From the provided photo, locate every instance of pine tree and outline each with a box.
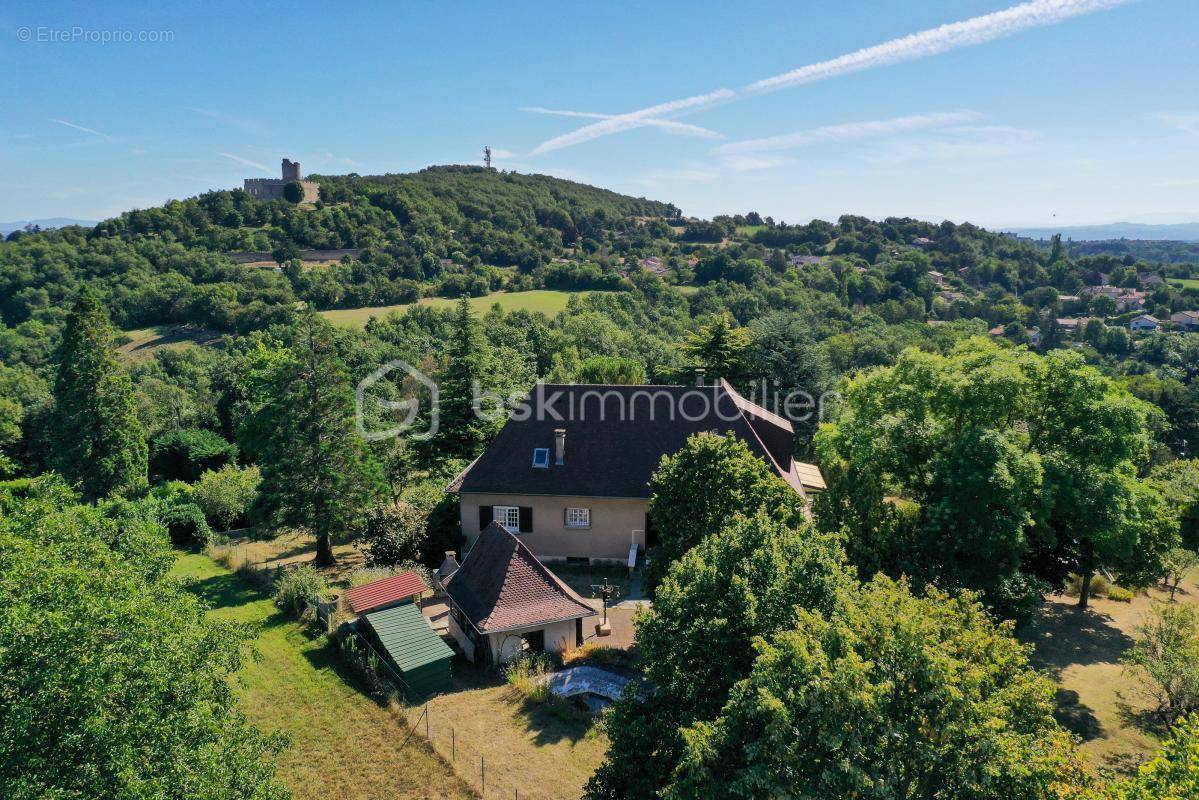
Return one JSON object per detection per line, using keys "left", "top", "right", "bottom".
{"left": 50, "top": 289, "right": 147, "bottom": 500}
{"left": 429, "top": 297, "right": 495, "bottom": 460}
{"left": 247, "top": 315, "right": 384, "bottom": 565}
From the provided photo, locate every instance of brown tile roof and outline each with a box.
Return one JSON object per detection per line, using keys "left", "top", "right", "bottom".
{"left": 448, "top": 380, "right": 805, "bottom": 498}
{"left": 444, "top": 522, "right": 596, "bottom": 633}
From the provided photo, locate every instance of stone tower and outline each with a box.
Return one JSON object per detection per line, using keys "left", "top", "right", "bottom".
{"left": 282, "top": 158, "right": 302, "bottom": 181}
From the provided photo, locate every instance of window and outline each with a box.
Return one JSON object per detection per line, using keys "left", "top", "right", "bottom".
{"left": 494, "top": 505, "right": 521, "bottom": 533}
{"left": 532, "top": 448, "right": 550, "bottom": 468}
{"left": 565, "top": 507, "right": 591, "bottom": 529}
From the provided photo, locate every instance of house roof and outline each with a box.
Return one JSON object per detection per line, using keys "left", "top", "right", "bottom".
{"left": 794, "top": 461, "right": 826, "bottom": 492}
{"left": 362, "top": 602, "right": 454, "bottom": 673}
{"left": 444, "top": 522, "right": 596, "bottom": 634}
{"left": 448, "top": 380, "right": 806, "bottom": 498}
{"left": 344, "top": 571, "right": 427, "bottom": 615}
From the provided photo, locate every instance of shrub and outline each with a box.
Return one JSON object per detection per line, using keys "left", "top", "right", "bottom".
{"left": 273, "top": 565, "right": 328, "bottom": 619}
{"left": 562, "top": 643, "right": 637, "bottom": 670}
{"left": 347, "top": 563, "right": 432, "bottom": 589}
{"left": 1107, "top": 585, "right": 1135, "bottom": 602}
{"left": 362, "top": 501, "right": 426, "bottom": 567}
{"left": 150, "top": 428, "right": 237, "bottom": 482}
{"left": 1066, "top": 572, "right": 1109, "bottom": 597}
{"left": 505, "top": 651, "right": 558, "bottom": 700}
{"left": 282, "top": 180, "right": 304, "bottom": 204}
{"left": 193, "top": 464, "right": 260, "bottom": 531}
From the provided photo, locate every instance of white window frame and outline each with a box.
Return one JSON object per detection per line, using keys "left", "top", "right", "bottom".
{"left": 564, "top": 507, "right": 591, "bottom": 529}
{"left": 494, "top": 505, "right": 521, "bottom": 533}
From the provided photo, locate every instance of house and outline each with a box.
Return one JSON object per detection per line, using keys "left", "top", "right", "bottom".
{"left": 988, "top": 324, "right": 1006, "bottom": 337}
{"left": 1129, "top": 314, "right": 1161, "bottom": 332}
{"left": 1116, "top": 291, "right": 1148, "bottom": 312}
{"left": 1143, "top": 273, "right": 1165, "bottom": 286}
{"left": 911, "top": 237, "right": 934, "bottom": 248}
{"left": 928, "top": 270, "right": 946, "bottom": 286}
{"left": 444, "top": 521, "right": 597, "bottom": 664}
{"left": 359, "top": 603, "right": 454, "bottom": 700}
{"left": 937, "top": 290, "right": 966, "bottom": 302}
{"left": 1171, "top": 310, "right": 1199, "bottom": 331}
{"left": 639, "top": 256, "right": 669, "bottom": 276}
{"left": 344, "top": 571, "right": 427, "bottom": 616}
{"left": 1055, "top": 317, "right": 1096, "bottom": 335}
{"left": 447, "top": 380, "right": 821, "bottom": 563}
{"left": 790, "top": 254, "right": 826, "bottom": 267}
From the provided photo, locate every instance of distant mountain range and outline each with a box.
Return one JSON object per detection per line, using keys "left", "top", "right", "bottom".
{"left": 1005, "top": 222, "right": 1199, "bottom": 242}
{"left": 0, "top": 218, "right": 97, "bottom": 235}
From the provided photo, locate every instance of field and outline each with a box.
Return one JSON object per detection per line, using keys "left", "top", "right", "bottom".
{"left": 170, "top": 552, "right": 475, "bottom": 800}
{"left": 319, "top": 290, "right": 585, "bottom": 328}
{"left": 116, "top": 325, "right": 223, "bottom": 361}
{"left": 1168, "top": 278, "right": 1199, "bottom": 289}
{"left": 1021, "top": 571, "right": 1199, "bottom": 775}
{"left": 734, "top": 224, "right": 767, "bottom": 238}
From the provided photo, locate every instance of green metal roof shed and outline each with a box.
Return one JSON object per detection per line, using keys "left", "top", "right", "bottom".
{"left": 361, "top": 603, "right": 454, "bottom": 702}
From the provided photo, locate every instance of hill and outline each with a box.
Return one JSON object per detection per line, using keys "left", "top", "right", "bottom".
{"left": 0, "top": 217, "right": 98, "bottom": 234}
{"left": 1006, "top": 221, "right": 1199, "bottom": 242}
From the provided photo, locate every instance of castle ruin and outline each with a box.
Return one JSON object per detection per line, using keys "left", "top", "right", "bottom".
{"left": 243, "top": 158, "right": 320, "bottom": 203}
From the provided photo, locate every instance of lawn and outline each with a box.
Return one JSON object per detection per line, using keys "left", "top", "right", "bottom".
{"left": 1168, "top": 278, "right": 1199, "bottom": 289}
{"left": 171, "top": 552, "right": 476, "bottom": 800}
{"left": 1021, "top": 571, "right": 1199, "bottom": 775}
{"left": 408, "top": 669, "right": 609, "bottom": 800}
{"left": 734, "top": 224, "right": 767, "bottom": 239}
{"left": 319, "top": 290, "right": 586, "bottom": 328}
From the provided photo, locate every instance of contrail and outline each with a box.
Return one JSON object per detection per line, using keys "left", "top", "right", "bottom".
{"left": 522, "top": 107, "right": 724, "bottom": 140}
{"left": 748, "top": 0, "right": 1134, "bottom": 93}
{"left": 48, "top": 118, "right": 110, "bottom": 139}
{"left": 526, "top": 0, "right": 1132, "bottom": 155}
{"left": 528, "top": 89, "right": 735, "bottom": 156}
{"left": 219, "top": 152, "right": 270, "bottom": 171}
{"left": 714, "top": 111, "right": 983, "bottom": 155}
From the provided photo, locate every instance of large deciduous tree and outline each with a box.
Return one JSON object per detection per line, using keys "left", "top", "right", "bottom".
{"left": 246, "top": 315, "right": 384, "bottom": 564}
{"left": 642, "top": 432, "right": 805, "bottom": 596}
{"left": 665, "top": 575, "right": 1092, "bottom": 800}
{"left": 50, "top": 289, "right": 148, "bottom": 500}
{"left": 586, "top": 513, "right": 849, "bottom": 800}
{"left": 0, "top": 478, "right": 289, "bottom": 799}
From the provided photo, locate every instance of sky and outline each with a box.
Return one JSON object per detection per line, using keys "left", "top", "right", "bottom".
{"left": 2, "top": 0, "right": 1197, "bottom": 228}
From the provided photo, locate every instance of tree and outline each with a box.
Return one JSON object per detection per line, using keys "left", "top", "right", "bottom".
{"left": 643, "top": 433, "right": 805, "bottom": 596}
{"left": 426, "top": 297, "right": 496, "bottom": 461}
{"left": 680, "top": 313, "right": 753, "bottom": 385}
{"left": 665, "top": 575, "right": 1091, "bottom": 800}
{"left": 0, "top": 478, "right": 289, "bottom": 799}
{"left": 362, "top": 500, "right": 426, "bottom": 566}
{"left": 1115, "top": 714, "right": 1199, "bottom": 799}
{"left": 1163, "top": 548, "right": 1199, "bottom": 602}
{"left": 193, "top": 463, "right": 261, "bottom": 532}
{"left": 587, "top": 513, "right": 849, "bottom": 800}
{"left": 50, "top": 289, "right": 147, "bottom": 500}
{"left": 282, "top": 180, "right": 304, "bottom": 204}
{"left": 1122, "top": 602, "right": 1199, "bottom": 725}
{"left": 246, "top": 316, "right": 384, "bottom": 564}
{"left": 149, "top": 427, "right": 238, "bottom": 482}
{"left": 575, "top": 355, "right": 647, "bottom": 385}
{"left": 1151, "top": 460, "right": 1199, "bottom": 549}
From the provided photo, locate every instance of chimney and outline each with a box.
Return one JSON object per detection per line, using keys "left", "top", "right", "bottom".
{"left": 695, "top": 368, "right": 706, "bottom": 387}
{"left": 554, "top": 428, "right": 566, "bottom": 465}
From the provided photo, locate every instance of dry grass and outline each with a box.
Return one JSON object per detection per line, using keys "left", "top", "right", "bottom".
{"left": 116, "top": 325, "right": 223, "bottom": 361}
{"left": 206, "top": 530, "right": 367, "bottom": 585}
{"left": 1021, "top": 570, "right": 1199, "bottom": 775}
{"left": 410, "top": 668, "right": 609, "bottom": 800}
{"left": 171, "top": 552, "right": 476, "bottom": 800}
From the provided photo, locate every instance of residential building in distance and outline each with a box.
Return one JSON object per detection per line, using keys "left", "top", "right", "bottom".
{"left": 1171, "top": 310, "right": 1199, "bottom": 331}
{"left": 447, "top": 379, "right": 822, "bottom": 564}
{"left": 1129, "top": 314, "right": 1160, "bottom": 332}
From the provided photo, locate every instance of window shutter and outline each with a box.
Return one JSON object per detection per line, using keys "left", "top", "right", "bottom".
{"left": 479, "top": 505, "right": 493, "bottom": 531}
{"left": 518, "top": 506, "right": 533, "bottom": 533}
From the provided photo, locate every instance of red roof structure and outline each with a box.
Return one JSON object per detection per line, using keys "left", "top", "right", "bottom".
{"left": 444, "top": 522, "right": 596, "bottom": 634}
{"left": 344, "top": 571, "right": 427, "bottom": 615}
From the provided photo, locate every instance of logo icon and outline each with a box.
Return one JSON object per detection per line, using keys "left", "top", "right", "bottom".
{"left": 355, "top": 360, "right": 438, "bottom": 441}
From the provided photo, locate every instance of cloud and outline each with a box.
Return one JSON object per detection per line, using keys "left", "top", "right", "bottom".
{"left": 714, "top": 111, "right": 983, "bottom": 158}
{"left": 522, "top": 107, "right": 724, "bottom": 140}
{"left": 748, "top": 0, "right": 1134, "bottom": 93}
{"left": 185, "top": 107, "right": 268, "bottom": 136}
{"left": 218, "top": 152, "right": 270, "bottom": 171}
{"left": 1162, "top": 113, "right": 1199, "bottom": 134}
{"left": 48, "top": 118, "right": 111, "bottom": 140}
{"left": 528, "top": 89, "right": 735, "bottom": 156}
{"left": 525, "top": 0, "right": 1129, "bottom": 155}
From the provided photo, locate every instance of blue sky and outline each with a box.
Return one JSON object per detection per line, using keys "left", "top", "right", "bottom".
{"left": 2, "top": 0, "right": 1196, "bottom": 227}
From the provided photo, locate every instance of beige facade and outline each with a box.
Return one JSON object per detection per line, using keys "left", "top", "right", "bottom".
{"left": 460, "top": 492, "right": 650, "bottom": 564}
{"left": 448, "top": 610, "right": 581, "bottom": 664}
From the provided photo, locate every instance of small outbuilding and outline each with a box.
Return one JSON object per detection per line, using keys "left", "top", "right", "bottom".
{"left": 444, "top": 521, "right": 597, "bottom": 665}
{"left": 360, "top": 603, "right": 454, "bottom": 701}
{"left": 344, "top": 570, "right": 427, "bottom": 616}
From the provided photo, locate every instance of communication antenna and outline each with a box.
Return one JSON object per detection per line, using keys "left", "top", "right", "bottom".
{"left": 483, "top": 146, "right": 492, "bottom": 170}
